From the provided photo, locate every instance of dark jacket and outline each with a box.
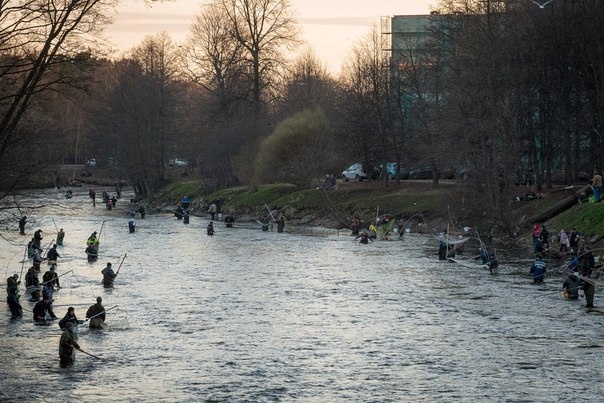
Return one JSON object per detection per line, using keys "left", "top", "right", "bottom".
{"left": 33, "top": 300, "right": 57, "bottom": 320}
{"left": 59, "top": 313, "right": 84, "bottom": 330}
{"left": 530, "top": 259, "right": 546, "bottom": 282}
{"left": 563, "top": 274, "right": 581, "bottom": 299}
{"left": 25, "top": 267, "right": 40, "bottom": 287}
{"left": 59, "top": 329, "right": 80, "bottom": 367}
{"left": 7, "top": 287, "right": 22, "bottom": 317}
{"left": 101, "top": 266, "right": 117, "bottom": 286}
{"left": 86, "top": 302, "right": 105, "bottom": 329}
{"left": 47, "top": 248, "right": 60, "bottom": 261}
{"left": 42, "top": 270, "right": 60, "bottom": 288}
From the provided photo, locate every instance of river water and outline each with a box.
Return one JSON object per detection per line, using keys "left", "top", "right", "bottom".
{"left": 0, "top": 187, "right": 602, "bottom": 402}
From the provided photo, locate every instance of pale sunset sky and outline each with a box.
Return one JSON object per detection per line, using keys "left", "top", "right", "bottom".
{"left": 106, "top": 0, "right": 437, "bottom": 72}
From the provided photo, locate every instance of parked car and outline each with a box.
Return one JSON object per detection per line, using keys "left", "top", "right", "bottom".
{"left": 409, "top": 165, "right": 434, "bottom": 180}
{"left": 341, "top": 163, "right": 367, "bottom": 182}
{"left": 454, "top": 165, "right": 470, "bottom": 180}
{"left": 168, "top": 158, "right": 189, "bottom": 167}
{"left": 87, "top": 158, "right": 96, "bottom": 167}
{"left": 385, "top": 162, "right": 410, "bottom": 180}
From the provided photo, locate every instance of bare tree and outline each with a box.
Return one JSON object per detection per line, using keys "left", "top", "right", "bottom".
{"left": 0, "top": 0, "right": 115, "bottom": 171}
{"left": 86, "top": 33, "right": 184, "bottom": 198}
{"left": 182, "top": 2, "right": 249, "bottom": 120}
{"left": 220, "top": 0, "right": 300, "bottom": 112}
{"left": 279, "top": 49, "right": 338, "bottom": 117}
{"left": 339, "top": 25, "right": 392, "bottom": 180}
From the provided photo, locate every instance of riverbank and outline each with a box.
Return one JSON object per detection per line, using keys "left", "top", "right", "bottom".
{"left": 153, "top": 179, "right": 604, "bottom": 259}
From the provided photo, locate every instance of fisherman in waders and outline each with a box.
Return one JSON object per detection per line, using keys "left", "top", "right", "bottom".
{"left": 276, "top": 217, "right": 285, "bottom": 233}
{"left": 46, "top": 244, "right": 60, "bottom": 265}
{"left": 475, "top": 247, "right": 498, "bottom": 273}
{"left": 85, "top": 244, "right": 98, "bottom": 261}
{"left": 59, "top": 307, "right": 84, "bottom": 341}
{"left": 562, "top": 271, "right": 581, "bottom": 300}
{"left": 260, "top": 217, "right": 270, "bottom": 232}
{"left": 89, "top": 189, "right": 96, "bottom": 206}
{"left": 56, "top": 228, "right": 65, "bottom": 245}
{"left": 43, "top": 265, "right": 61, "bottom": 289}
{"left": 438, "top": 230, "right": 449, "bottom": 260}
{"left": 18, "top": 216, "right": 27, "bottom": 235}
{"left": 6, "top": 274, "right": 20, "bottom": 293}
{"left": 59, "top": 322, "right": 80, "bottom": 367}
{"left": 224, "top": 214, "right": 235, "bottom": 228}
{"left": 86, "top": 297, "right": 106, "bottom": 329}
{"left": 33, "top": 298, "right": 58, "bottom": 321}
{"left": 101, "top": 263, "right": 117, "bottom": 288}
{"left": 530, "top": 254, "right": 546, "bottom": 284}
{"left": 355, "top": 232, "right": 373, "bottom": 244}
{"left": 25, "top": 266, "right": 41, "bottom": 301}
{"left": 7, "top": 286, "right": 22, "bottom": 319}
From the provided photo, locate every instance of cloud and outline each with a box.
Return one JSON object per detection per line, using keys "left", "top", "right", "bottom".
{"left": 298, "top": 17, "right": 376, "bottom": 27}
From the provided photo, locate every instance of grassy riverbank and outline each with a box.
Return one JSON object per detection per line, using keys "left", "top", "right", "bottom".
{"left": 155, "top": 179, "right": 604, "bottom": 245}
{"left": 157, "top": 180, "right": 458, "bottom": 227}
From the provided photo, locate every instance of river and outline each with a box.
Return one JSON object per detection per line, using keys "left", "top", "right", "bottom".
{"left": 0, "top": 187, "right": 602, "bottom": 402}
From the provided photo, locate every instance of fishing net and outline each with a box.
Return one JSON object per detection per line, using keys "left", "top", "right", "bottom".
{"left": 102, "top": 307, "right": 140, "bottom": 331}
{"left": 435, "top": 234, "right": 470, "bottom": 246}
{"left": 102, "top": 317, "right": 130, "bottom": 331}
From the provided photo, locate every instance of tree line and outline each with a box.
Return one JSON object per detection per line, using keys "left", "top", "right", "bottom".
{"left": 0, "top": 0, "right": 602, "bottom": 232}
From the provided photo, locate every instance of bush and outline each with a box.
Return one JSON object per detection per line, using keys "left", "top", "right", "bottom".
{"left": 254, "top": 108, "right": 335, "bottom": 186}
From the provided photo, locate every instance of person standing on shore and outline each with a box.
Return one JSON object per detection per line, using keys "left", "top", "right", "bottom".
{"left": 592, "top": 170, "right": 602, "bottom": 202}
{"left": 559, "top": 229, "right": 570, "bottom": 253}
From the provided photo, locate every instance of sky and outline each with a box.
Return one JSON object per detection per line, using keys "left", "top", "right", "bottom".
{"left": 106, "top": 0, "right": 437, "bottom": 72}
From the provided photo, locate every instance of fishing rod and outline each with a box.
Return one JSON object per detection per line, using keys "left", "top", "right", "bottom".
{"left": 52, "top": 303, "right": 92, "bottom": 307}
{"left": 77, "top": 348, "right": 102, "bottom": 360}
{"left": 42, "top": 239, "right": 55, "bottom": 259}
{"left": 115, "top": 253, "right": 127, "bottom": 276}
{"left": 0, "top": 232, "right": 24, "bottom": 247}
{"left": 97, "top": 220, "right": 107, "bottom": 248}
{"left": 41, "top": 270, "right": 73, "bottom": 286}
{"left": 19, "top": 247, "right": 27, "bottom": 282}
{"left": 264, "top": 204, "right": 277, "bottom": 222}
{"left": 86, "top": 305, "right": 119, "bottom": 321}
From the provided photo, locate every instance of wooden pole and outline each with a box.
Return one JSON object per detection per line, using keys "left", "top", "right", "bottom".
{"left": 41, "top": 270, "right": 73, "bottom": 286}
{"left": 115, "top": 253, "right": 127, "bottom": 275}
{"left": 85, "top": 305, "right": 118, "bottom": 321}
{"left": 78, "top": 348, "right": 102, "bottom": 360}
{"left": 19, "top": 246, "right": 27, "bottom": 282}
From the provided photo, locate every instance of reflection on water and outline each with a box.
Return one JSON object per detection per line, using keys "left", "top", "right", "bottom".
{"left": 0, "top": 188, "right": 602, "bottom": 401}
